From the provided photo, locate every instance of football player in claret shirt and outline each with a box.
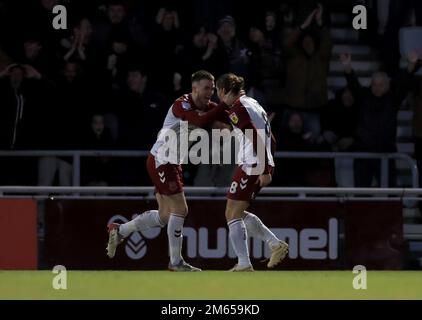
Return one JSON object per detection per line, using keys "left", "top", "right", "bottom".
{"left": 216, "top": 73, "right": 289, "bottom": 271}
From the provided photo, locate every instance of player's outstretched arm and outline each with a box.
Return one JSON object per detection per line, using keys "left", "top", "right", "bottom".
{"left": 176, "top": 102, "right": 227, "bottom": 128}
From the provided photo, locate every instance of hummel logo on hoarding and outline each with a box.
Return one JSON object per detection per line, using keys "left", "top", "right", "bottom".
{"left": 126, "top": 232, "right": 147, "bottom": 259}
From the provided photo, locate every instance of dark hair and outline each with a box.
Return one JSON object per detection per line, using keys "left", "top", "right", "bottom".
{"left": 191, "top": 70, "right": 214, "bottom": 83}
{"left": 216, "top": 73, "right": 244, "bottom": 94}
{"left": 218, "top": 15, "right": 236, "bottom": 29}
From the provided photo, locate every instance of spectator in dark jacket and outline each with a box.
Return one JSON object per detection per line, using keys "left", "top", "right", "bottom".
{"left": 150, "top": 7, "right": 185, "bottom": 94}
{"left": 20, "top": 37, "right": 58, "bottom": 81}
{"left": 0, "top": 63, "right": 46, "bottom": 149}
{"left": 37, "top": 61, "right": 89, "bottom": 186}
{"left": 91, "top": 1, "right": 144, "bottom": 52}
{"left": 320, "top": 86, "right": 359, "bottom": 187}
{"left": 0, "top": 63, "right": 48, "bottom": 185}
{"left": 114, "top": 68, "right": 167, "bottom": 150}
{"left": 215, "top": 16, "right": 249, "bottom": 78}
{"left": 410, "top": 75, "right": 422, "bottom": 218}
{"left": 340, "top": 50, "right": 421, "bottom": 187}
{"left": 321, "top": 87, "right": 358, "bottom": 152}
{"left": 81, "top": 113, "right": 115, "bottom": 186}
{"left": 112, "top": 68, "right": 167, "bottom": 186}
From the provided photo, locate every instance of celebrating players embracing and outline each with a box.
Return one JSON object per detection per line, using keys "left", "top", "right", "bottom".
{"left": 106, "top": 70, "right": 237, "bottom": 271}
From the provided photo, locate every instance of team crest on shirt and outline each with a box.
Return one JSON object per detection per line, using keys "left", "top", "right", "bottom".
{"left": 229, "top": 112, "right": 239, "bottom": 124}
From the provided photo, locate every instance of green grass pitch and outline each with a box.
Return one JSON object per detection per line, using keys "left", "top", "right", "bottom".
{"left": 1, "top": 271, "right": 422, "bottom": 300}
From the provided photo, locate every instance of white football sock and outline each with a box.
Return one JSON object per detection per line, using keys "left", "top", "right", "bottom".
{"left": 228, "top": 218, "right": 251, "bottom": 267}
{"left": 119, "top": 210, "right": 165, "bottom": 238}
{"left": 167, "top": 213, "right": 185, "bottom": 265}
{"left": 243, "top": 211, "right": 280, "bottom": 249}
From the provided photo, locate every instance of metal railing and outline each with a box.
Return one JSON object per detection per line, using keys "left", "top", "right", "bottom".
{"left": 1, "top": 186, "right": 422, "bottom": 202}
{"left": 274, "top": 151, "right": 419, "bottom": 189}
{"left": 0, "top": 150, "right": 418, "bottom": 188}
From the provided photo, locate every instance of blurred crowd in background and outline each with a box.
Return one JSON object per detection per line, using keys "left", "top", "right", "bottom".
{"left": 0, "top": 0, "right": 421, "bottom": 188}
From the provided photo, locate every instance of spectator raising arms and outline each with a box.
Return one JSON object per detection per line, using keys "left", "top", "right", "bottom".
{"left": 340, "top": 50, "right": 421, "bottom": 187}
{"left": 281, "top": 4, "right": 332, "bottom": 139}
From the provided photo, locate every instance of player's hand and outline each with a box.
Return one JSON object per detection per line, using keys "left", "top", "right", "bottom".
{"left": 257, "top": 174, "right": 272, "bottom": 187}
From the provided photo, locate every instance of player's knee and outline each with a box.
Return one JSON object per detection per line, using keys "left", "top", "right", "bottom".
{"left": 172, "top": 204, "right": 188, "bottom": 217}
{"left": 158, "top": 210, "right": 170, "bottom": 224}
{"left": 181, "top": 205, "right": 188, "bottom": 216}
{"left": 225, "top": 209, "right": 241, "bottom": 222}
